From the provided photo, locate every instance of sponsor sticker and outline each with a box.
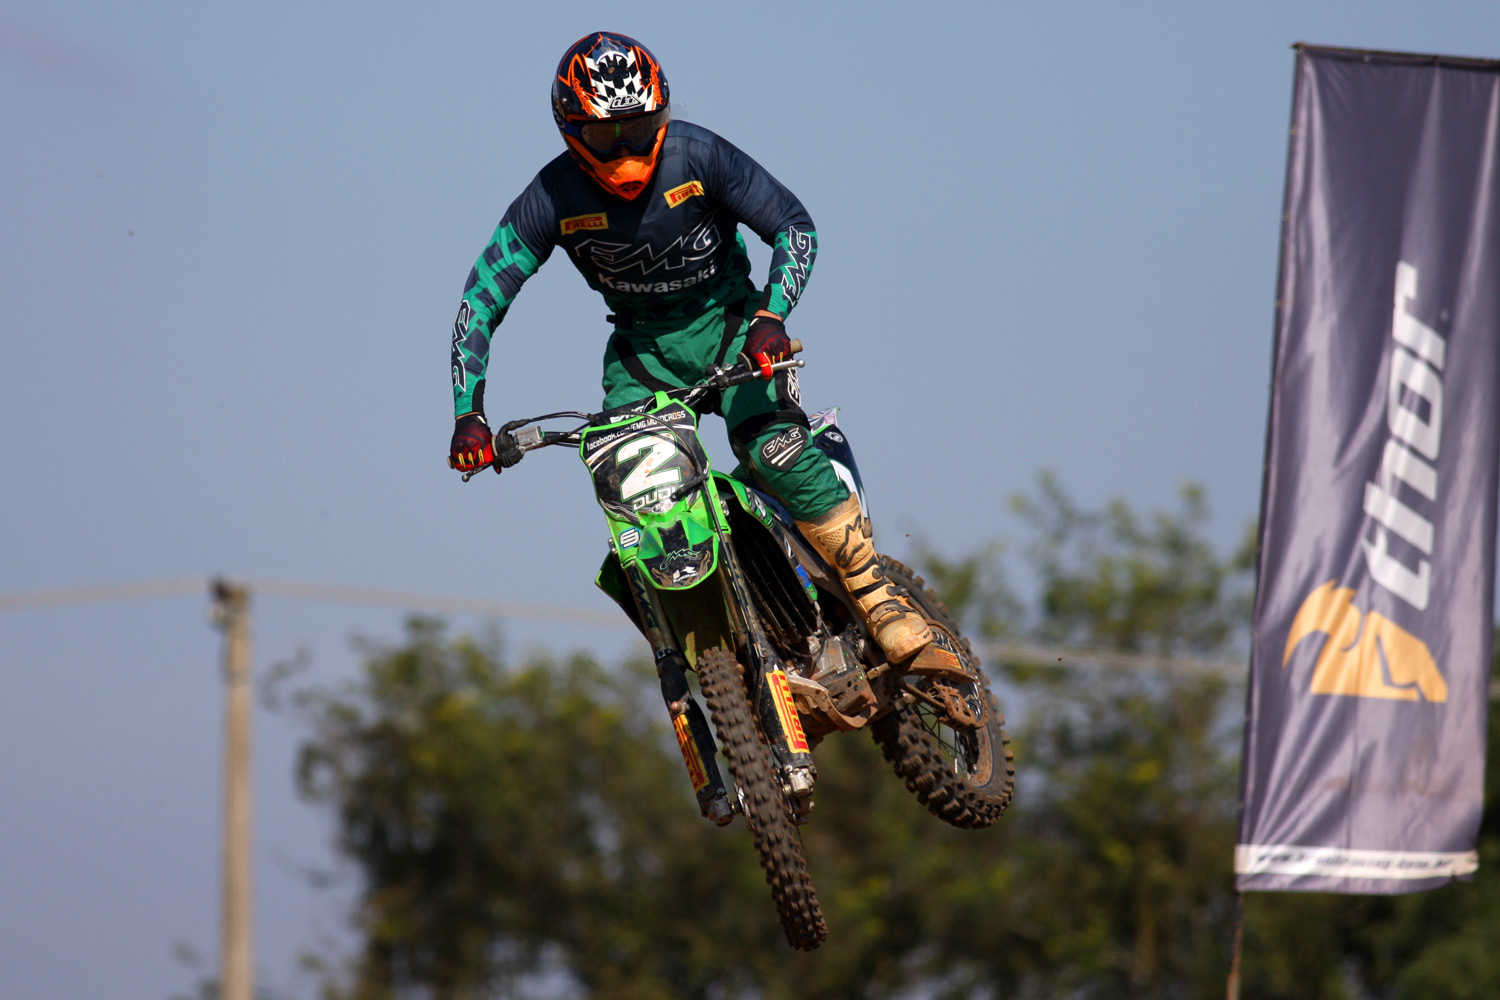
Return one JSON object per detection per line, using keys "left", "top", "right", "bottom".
{"left": 672, "top": 713, "right": 710, "bottom": 791}
{"left": 663, "top": 179, "right": 705, "bottom": 208}
{"left": 794, "top": 564, "right": 817, "bottom": 598}
{"left": 759, "top": 425, "right": 808, "bottom": 471}
{"left": 617, "top": 527, "right": 641, "bottom": 549}
{"left": 767, "top": 668, "right": 810, "bottom": 754}
{"left": 561, "top": 213, "right": 609, "bottom": 235}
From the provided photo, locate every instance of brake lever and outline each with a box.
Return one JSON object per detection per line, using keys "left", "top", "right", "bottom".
{"left": 455, "top": 460, "right": 496, "bottom": 482}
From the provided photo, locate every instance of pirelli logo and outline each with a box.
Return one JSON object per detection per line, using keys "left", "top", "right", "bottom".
{"left": 663, "top": 180, "right": 705, "bottom": 208}
{"left": 766, "top": 668, "right": 810, "bottom": 754}
{"left": 560, "top": 213, "right": 608, "bottom": 235}
{"left": 672, "top": 713, "right": 710, "bottom": 792}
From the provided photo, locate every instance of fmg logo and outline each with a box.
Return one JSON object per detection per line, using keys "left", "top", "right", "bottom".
{"left": 1283, "top": 580, "right": 1447, "bottom": 702}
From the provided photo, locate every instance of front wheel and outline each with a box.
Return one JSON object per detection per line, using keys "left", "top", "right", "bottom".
{"left": 870, "top": 558, "right": 1015, "bottom": 829}
{"left": 695, "top": 647, "right": 828, "bottom": 950}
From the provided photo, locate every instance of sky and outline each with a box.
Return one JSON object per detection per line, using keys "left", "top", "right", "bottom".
{"left": 3, "top": 2, "right": 1499, "bottom": 997}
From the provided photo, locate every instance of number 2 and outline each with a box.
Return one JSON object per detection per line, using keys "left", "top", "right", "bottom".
{"left": 618, "top": 436, "right": 682, "bottom": 500}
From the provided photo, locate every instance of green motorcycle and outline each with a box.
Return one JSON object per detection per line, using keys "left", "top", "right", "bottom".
{"left": 463, "top": 343, "right": 1013, "bottom": 950}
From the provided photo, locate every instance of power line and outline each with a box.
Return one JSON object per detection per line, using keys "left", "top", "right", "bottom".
{"left": 0, "top": 577, "right": 209, "bottom": 610}
{"left": 242, "top": 578, "right": 625, "bottom": 627}
{"left": 0, "top": 576, "right": 627, "bottom": 627}
{"left": 982, "top": 642, "right": 1500, "bottom": 701}
{"left": 2, "top": 578, "right": 1492, "bottom": 696}
{"left": 982, "top": 641, "right": 1245, "bottom": 679}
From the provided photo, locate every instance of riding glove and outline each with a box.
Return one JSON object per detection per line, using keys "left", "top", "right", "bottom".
{"left": 740, "top": 314, "right": 791, "bottom": 378}
{"left": 449, "top": 413, "right": 494, "bottom": 471}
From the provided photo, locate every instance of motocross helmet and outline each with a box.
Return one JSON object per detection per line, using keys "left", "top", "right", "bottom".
{"left": 552, "top": 32, "right": 670, "bottom": 201}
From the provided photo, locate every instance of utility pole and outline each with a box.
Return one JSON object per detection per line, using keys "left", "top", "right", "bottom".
{"left": 210, "top": 579, "right": 253, "bottom": 1000}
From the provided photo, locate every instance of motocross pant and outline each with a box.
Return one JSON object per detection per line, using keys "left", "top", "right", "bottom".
{"left": 600, "top": 294, "right": 849, "bottom": 521}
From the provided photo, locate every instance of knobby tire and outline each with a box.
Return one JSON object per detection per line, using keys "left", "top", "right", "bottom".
{"left": 695, "top": 647, "right": 828, "bottom": 950}
{"left": 870, "top": 557, "right": 1016, "bottom": 829}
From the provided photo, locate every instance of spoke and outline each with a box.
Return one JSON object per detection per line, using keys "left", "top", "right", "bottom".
{"left": 917, "top": 708, "right": 964, "bottom": 767}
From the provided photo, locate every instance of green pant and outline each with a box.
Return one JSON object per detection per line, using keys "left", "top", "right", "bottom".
{"left": 600, "top": 299, "right": 849, "bottom": 521}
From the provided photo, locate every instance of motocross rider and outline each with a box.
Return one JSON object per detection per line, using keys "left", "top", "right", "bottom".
{"left": 448, "top": 31, "right": 931, "bottom": 664}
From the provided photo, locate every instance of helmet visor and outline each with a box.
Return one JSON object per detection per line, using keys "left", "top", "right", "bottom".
{"left": 578, "top": 110, "right": 667, "bottom": 159}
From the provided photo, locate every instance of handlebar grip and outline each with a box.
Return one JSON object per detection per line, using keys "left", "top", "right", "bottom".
{"left": 789, "top": 338, "right": 803, "bottom": 355}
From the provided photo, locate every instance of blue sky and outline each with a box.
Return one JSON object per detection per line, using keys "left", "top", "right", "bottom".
{"left": 3, "top": 2, "right": 1498, "bottom": 997}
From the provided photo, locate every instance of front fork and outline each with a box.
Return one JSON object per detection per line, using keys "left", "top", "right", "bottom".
{"left": 622, "top": 563, "right": 735, "bottom": 826}
{"left": 713, "top": 535, "right": 819, "bottom": 821}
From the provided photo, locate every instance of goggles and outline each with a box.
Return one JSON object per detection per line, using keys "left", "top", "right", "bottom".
{"left": 575, "top": 109, "right": 667, "bottom": 159}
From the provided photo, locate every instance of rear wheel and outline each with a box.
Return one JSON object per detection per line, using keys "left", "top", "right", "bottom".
{"left": 695, "top": 647, "right": 828, "bottom": 950}
{"left": 870, "top": 558, "right": 1015, "bottom": 829}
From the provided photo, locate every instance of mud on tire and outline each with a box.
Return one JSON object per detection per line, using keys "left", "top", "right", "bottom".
{"left": 870, "top": 558, "right": 1015, "bottom": 830}
{"left": 695, "top": 647, "right": 828, "bottom": 950}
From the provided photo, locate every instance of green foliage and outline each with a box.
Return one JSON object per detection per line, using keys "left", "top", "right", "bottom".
{"left": 294, "top": 622, "right": 796, "bottom": 999}
{"left": 287, "top": 479, "right": 1497, "bottom": 1000}
{"left": 1011, "top": 471, "right": 1251, "bottom": 656}
{"left": 905, "top": 538, "right": 1023, "bottom": 642}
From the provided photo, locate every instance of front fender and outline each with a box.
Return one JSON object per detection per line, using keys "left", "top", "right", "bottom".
{"left": 606, "top": 484, "right": 723, "bottom": 591}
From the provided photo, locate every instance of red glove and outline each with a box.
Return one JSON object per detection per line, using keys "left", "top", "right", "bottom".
{"left": 740, "top": 314, "right": 791, "bottom": 379}
{"left": 449, "top": 414, "right": 494, "bottom": 471}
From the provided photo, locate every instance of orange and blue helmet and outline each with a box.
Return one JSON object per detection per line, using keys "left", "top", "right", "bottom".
{"left": 551, "top": 32, "right": 669, "bottom": 201}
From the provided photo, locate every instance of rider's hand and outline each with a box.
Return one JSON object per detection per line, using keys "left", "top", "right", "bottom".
{"left": 493, "top": 430, "right": 523, "bottom": 470}
{"left": 739, "top": 312, "right": 791, "bottom": 379}
{"left": 449, "top": 413, "right": 494, "bottom": 471}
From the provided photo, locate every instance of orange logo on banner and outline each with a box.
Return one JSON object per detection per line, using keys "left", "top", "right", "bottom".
{"left": 1283, "top": 580, "right": 1448, "bottom": 702}
{"left": 663, "top": 180, "right": 705, "bottom": 208}
{"left": 672, "top": 713, "right": 710, "bottom": 792}
{"left": 560, "top": 213, "right": 608, "bottom": 235}
{"left": 766, "top": 668, "right": 810, "bottom": 753}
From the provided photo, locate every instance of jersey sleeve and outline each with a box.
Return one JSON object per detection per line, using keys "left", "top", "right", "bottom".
{"left": 450, "top": 178, "right": 556, "bottom": 416}
{"left": 706, "top": 133, "right": 818, "bottom": 318}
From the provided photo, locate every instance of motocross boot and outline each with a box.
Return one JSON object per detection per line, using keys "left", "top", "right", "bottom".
{"left": 796, "top": 494, "right": 932, "bottom": 663}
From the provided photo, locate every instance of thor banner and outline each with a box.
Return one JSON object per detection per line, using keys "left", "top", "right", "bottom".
{"left": 1237, "top": 44, "right": 1500, "bottom": 893}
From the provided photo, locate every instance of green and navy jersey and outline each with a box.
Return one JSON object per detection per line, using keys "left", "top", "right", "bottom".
{"left": 451, "top": 119, "right": 818, "bottom": 416}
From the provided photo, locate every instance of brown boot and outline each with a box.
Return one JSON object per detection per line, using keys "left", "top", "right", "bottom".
{"left": 797, "top": 495, "right": 932, "bottom": 663}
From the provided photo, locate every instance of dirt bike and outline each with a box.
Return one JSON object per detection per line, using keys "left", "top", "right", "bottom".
{"left": 457, "top": 342, "right": 1014, "bottom": 950}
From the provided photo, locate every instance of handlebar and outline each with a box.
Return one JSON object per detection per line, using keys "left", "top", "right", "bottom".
{"left": 450, "top": 342, "right": 805, "bottom": 482}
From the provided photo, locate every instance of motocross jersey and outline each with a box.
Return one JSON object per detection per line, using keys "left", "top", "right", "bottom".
{"left": 450, "top": 119, "right": 818, "bottom": 416}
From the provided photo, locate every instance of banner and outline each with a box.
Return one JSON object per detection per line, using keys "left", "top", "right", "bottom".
{"left": 1237, "top": 45, "right": 1500, "bottom": 893}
